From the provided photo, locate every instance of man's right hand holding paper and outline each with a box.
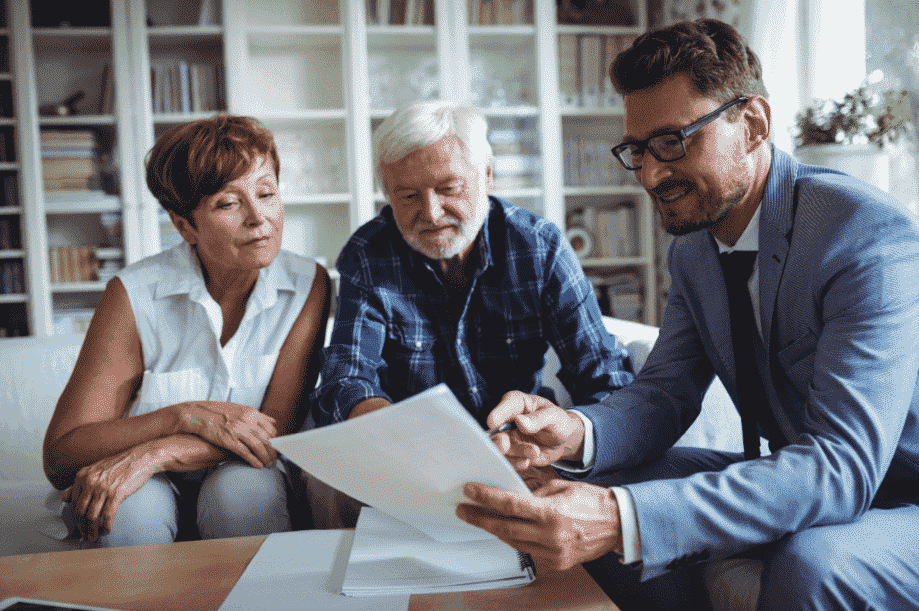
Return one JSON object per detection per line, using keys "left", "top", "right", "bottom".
{"left": 486, "top": 390, "right": 587, "bottom": 471}
{"left": 457, "top": 391, "right": 624, "bottom": 570}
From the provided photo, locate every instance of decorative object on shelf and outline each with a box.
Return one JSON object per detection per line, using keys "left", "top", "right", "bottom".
{"left": 557, "top": 0, "right": 635, "bottom": 26}
{"left": 39, "top": 91, "right": 85, "bottom": 117}
{"left": 566, "top": 226, "right": 593, "bottom": 258}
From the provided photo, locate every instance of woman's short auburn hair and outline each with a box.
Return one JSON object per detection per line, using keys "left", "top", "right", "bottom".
{"left": 146, "top": 115, "right": 280, "bottom": 222}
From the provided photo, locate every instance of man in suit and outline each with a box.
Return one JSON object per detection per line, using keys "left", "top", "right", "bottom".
{"left": 457, "top": 19, "right": 919, "bottom": 611}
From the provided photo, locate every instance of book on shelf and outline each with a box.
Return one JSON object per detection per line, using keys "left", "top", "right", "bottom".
{"left": 602, "top": 35, "right": 620, "bottom": 108}
{"left": 579, "top": 34, "right": 603, "bottom": 108}
{"left": 341, "top": 506, "right": 535, "bottom": 596}
{"left": 98, "top": 64, "right": 115, "bottom": 114}
{"left": 607, "top": 271, "right": 643, "bottom": 321}
{"left": 592, "top": 205, "right": 637, "bottom": 258}
{"left": 0, "top": 260, "right": 24, "bottom": 295}
{"left": 2, "top": 175, "right": 17, "bottom": 207}
{"left": 152, "top": 62, "right": 221, "bottom": 114}
{"left": 0, "top": 218, "right": 9, "bottom": 250}
{"left": 48, "top": 246, "right": 98, "bottom": 284}
{"left": 469, "top": 0, "right": 526, "bottom": 25}
{"left": 558, "top": 34, "right": 579, "bottom": 107}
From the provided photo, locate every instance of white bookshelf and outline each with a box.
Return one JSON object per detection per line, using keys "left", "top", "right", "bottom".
{"left": 8, "top": 0, "right": 656, "bottom": 336}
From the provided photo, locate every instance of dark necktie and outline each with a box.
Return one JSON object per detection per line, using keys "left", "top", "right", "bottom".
{"left": 720, "top": 251, "right": 768, "bottom": 460}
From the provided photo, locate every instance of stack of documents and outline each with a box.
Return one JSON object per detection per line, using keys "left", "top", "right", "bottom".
{"left": 341, "top": 507, "right": 535, "bottom": 596}
{"left": 270, "top": 383, "right": 538, "bottom": 595}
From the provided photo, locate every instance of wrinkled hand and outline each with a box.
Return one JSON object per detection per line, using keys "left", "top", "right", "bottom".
{"left": 174, "top": 401, "right": 278, "bottom": 469}
{"left": 488, "top": 391, "right": 585, "bottom": 470}
{"left": 456, "top": 478, "right": 622, "bottom": 571}
{"left": 65, "top": 447, "right": 158, "bottom": 543}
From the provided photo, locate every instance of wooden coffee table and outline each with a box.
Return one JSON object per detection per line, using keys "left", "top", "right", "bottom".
{"left": 0, "top": 534, "right": 619, "bottom": 611}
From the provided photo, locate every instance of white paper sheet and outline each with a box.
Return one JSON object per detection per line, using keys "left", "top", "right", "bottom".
{"left": 217, "top": 530, "right": 409, "bottom": 611}
{"left": 271, "top": 384, "right": 533, "bottom": 542}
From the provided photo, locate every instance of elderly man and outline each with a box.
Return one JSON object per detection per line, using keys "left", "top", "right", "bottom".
{"left": 458, "top": 19, "right": 919, "bottom": 611}
{"left": 312, "top": 100, "right": 633, "bottom": 427}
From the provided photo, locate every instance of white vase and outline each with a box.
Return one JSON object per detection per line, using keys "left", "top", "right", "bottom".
{"left": 794, "top": 144, "right": 890, "bottom": 193}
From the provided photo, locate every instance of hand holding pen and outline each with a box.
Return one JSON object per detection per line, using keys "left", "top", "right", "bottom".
{"left": 484, "top": 391, "right": 586, "bottom": 471}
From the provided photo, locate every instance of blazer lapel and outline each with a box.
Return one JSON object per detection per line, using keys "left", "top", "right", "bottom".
{"left": 757, "top": 148, "right": 798, "bottom": 354}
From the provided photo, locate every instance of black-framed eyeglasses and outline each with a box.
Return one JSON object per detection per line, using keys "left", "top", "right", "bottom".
{"left": 611, "top": 97, "right": 749, "bottom": 170}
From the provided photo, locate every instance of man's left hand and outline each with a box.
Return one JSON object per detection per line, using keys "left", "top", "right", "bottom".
{"left": 456, "top": 478, "right": 623, "bottom": 571}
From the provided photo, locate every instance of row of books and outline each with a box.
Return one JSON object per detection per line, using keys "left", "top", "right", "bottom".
{"left": 559, "top": 34, "right": 637, "bottom": 109}
{"left": 469, "top": 0, "right": 531, "bottom": 25}
{"left": 151, "top": 62, "right": 222, "bottom": 114}
{"left": 48, "top": 246, "right": 100, "bottom": 283}
{"left": 0, "top": 217, "right": 20, "bottom": 250}
{"left": 366, "top": 0, "right": 434, "bottom": 25}
{"left": 0, "top": 259, "right": 24, "bottom": 294}
{"left": 41, "top": 130, "right": 100, "bottom": 192}
{"left": 564, "top": 135, "right": 630, "bottom": 187}
{"left": 568, "top": 204, "right": 638, "bottom": 259}
{"left": 589, "top": 272, "right": 643, "bottom": 321}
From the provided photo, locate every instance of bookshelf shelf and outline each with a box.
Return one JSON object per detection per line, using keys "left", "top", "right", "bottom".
{"left": 38, "top": 116, "right": 116, "bottom": 126}
{"left": 31, "top": 27, "right": 111, "bottom": 39}
{"left": 0, "top": 248, "right": 21, "bottom": 258}
{"left": 152, "top": 111, "right": 223, "bottom": 124}
{"left": 50, "top": 281, "right": 106, "bottom": 292}
{"left": 0, "top": 293, "right": 25, "bottom": 303}
{"left": 285, "top": 193, "right": 352, "bottom": 206}
{"left": 0, "top": 162, "right": 16, "bottom": 171}
{"left": 147, "top": 25, "right": 223, "bottom": 39}
{"left": 556, "top": 24, "right": 645, "bottom": 36}
{"left": 0, "top": 206, "right": 18, "bottom": 214}
{"left": 367, "top": 25, "right": 436, "bottom": 37}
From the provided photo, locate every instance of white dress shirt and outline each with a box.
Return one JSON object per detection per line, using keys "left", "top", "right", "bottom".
{"left": 117, "top": 241, "right": 318, "bottom": 416}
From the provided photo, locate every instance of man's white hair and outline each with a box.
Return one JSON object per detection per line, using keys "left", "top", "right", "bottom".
{"left": 372, "top": 100, "right": 493, "bottom": 191}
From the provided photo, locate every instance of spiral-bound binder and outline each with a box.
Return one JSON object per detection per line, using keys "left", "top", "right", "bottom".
{"left": 341, "top": 507, "right": 537, "bottom": 596}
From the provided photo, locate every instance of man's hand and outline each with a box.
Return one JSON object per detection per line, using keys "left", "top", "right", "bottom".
{"left": 488, "top": 391, "right": 586, "bottom": 470}
{"left": 65, "top": 444, "right": 160, "bottom": 543}
{"left": 456, "top": 479, "right": 623, "bottom": 571}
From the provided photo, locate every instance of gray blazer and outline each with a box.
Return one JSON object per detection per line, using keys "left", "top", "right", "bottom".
{"left": 577, "top": 147, "right": 919, "bottom": 580}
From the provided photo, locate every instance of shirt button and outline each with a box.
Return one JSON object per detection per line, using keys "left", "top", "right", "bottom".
{"left": 456, "top": 338, "right": 461, "bottom": 345}
{"left": 471, "top": 386, "right": 478, "bottom": 393}
{"left": 506, "top": 338, "right": 513, "bottom": 344}
{"left": 415, "top": 341, "right": 422, "bottom": 348}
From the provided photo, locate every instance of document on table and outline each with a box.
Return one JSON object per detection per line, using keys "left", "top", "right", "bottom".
{"left": 341, "top": 507, "right": 536, "bottom": 596}
{"left": 217, "top": 529, "right": 409, "bottom": 611}
{"left": 270, "top": 383, "right": 533, "bottom": 542}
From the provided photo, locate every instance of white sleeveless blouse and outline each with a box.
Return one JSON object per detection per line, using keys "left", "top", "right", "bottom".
{"left": 117, "top": 241, "right": 318, "bottom": 416}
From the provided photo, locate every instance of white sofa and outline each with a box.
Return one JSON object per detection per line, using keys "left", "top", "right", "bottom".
{"left": 0, "top": 317, "right": 739, "bottom": 557}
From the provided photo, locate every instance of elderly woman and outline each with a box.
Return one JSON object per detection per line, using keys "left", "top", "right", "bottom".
{"left": 43, "top": 116, "right": 330, "bottom": 547}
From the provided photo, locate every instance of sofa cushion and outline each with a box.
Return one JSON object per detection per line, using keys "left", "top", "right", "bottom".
{"left": 0, "top": 334, "right": 84, "bottom": 482}
{"left": 0, "top": 334, "right": 84, "bottom": 483}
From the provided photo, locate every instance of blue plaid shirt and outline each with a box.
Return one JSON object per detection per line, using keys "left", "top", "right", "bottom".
{"left": 312, "top": 196, "right": 634, "bottom": 426}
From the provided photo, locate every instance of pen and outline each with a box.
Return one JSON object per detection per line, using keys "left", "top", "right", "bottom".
{"left": 485, "top": 421, "right": 517, "bottom": 436}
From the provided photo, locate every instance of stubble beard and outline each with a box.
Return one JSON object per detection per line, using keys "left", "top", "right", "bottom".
{"left": 656, "top": 177, "right": 748, "bottom": 237}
